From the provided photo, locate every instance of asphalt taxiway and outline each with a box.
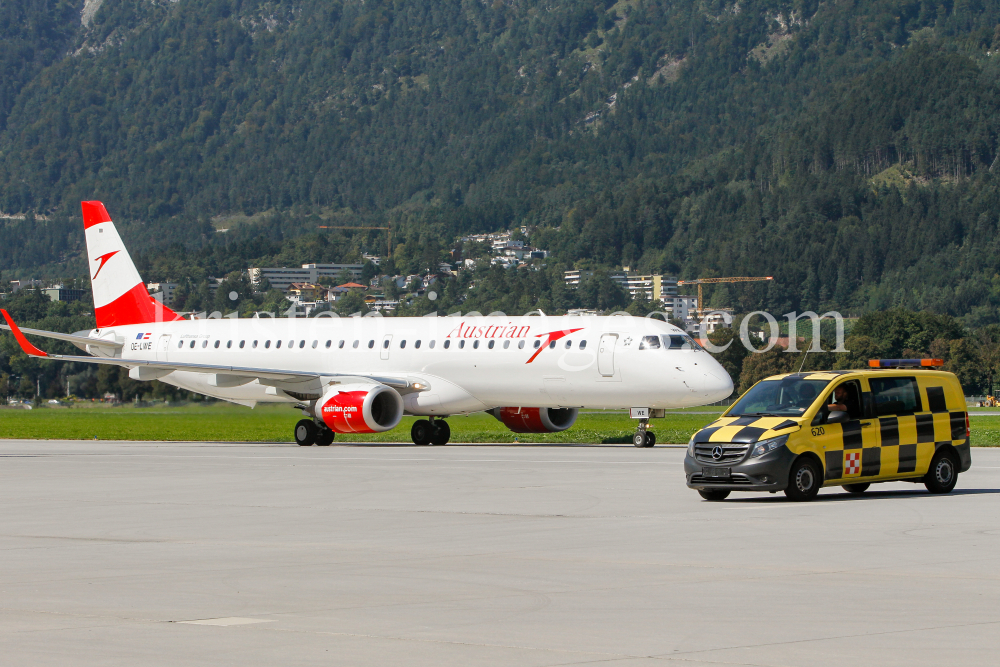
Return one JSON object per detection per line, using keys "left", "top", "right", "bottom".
{"left": 1, "top": 440, "right": 999, "bottom": 666}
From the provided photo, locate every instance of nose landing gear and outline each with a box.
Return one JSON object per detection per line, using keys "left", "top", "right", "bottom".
{"left": 630, "top": 408, "right": 664, "bottom": 447}
{"left": 632, "top": 419, "right": 656, "bottom": 448}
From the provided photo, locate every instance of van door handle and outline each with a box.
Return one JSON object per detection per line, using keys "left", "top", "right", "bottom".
{"left": 860, "top": 422, "right": 873, "bottom": 427}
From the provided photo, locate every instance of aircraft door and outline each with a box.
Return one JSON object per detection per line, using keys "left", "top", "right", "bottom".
{"left": 598, "top": 334, "right": 618, "bottom": 377}
{"left": 157, "top": 334, "right": 171, "bottom": 362}
{"left": 380, "top": 334, "right": 392, "bottom": 361}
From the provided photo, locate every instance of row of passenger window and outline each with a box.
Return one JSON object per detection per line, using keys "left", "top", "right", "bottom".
{"left": 178, "top": 338, "right": 591, "bottom": 351}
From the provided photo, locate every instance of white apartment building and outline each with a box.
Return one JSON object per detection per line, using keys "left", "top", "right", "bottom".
{"left": 564, "top": 270, "right": 678, "bottom": 302}
{"left": 665, "top": 295, "right": 699, "bottom": 322}
{"left": 147, "top": 282, "right": 179, "bottom": 306}
{"left": 249, "top": 263, "right": 364, "bottom": 292}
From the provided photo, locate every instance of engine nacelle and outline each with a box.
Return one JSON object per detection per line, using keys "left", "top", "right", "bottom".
{"left": 318, "top": 383, "right": 403, "bottom": 434}
{"left": 489, "top": 407, "right": 579, "bottom": 433}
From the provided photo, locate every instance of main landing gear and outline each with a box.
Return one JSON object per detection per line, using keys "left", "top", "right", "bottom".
{"left": 411, "top": 417, "right": 451, "bottom": 446}
{"left": 295, "top": 419, "right": 335, "bottom": 446}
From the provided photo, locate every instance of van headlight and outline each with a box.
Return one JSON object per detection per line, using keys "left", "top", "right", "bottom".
{"left": 687, "top": 436, "right": 696, "bottom": 457}
{"left": 750, "top": 435, "right": 788, "bottom": 458}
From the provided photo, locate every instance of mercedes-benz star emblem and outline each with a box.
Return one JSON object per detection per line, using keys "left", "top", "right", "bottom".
{"left": 711, "top": 446, "right": 724, "bottom": 460}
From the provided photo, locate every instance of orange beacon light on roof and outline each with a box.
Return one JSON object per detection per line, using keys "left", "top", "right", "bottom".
{"left": 868, "top": 359, "right": 944, "bottom": 368}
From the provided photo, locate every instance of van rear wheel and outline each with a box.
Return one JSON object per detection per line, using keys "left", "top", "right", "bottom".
{"left": 784, "top": 457, "right": 821, "bottom": 501}
{"left": 843, "top": 482, "right": 870, "bottom": 494}
{"left": 924, "top": 449, "right": 958, "bottom": 494}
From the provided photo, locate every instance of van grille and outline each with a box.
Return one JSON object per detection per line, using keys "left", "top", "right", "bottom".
{"left": 694, "top": 443, "right": 750, "bottom": 464}
{"left": 689, "top": 473, "right": 754, "bottom": 486}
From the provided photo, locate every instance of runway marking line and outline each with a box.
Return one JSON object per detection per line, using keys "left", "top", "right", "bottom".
{"left": 177, "top": 617, "right": 274, "bottom": 626}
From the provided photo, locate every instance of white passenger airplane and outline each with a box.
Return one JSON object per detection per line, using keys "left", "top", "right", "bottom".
{"left": 1, "top": 202, "right": 733, "bottom": 446}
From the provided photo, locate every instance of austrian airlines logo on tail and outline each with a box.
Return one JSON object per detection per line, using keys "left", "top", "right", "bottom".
{"left": 92, "top": 251, "right": 119, "bottom": 280}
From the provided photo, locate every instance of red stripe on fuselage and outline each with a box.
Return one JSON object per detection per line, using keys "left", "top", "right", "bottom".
{"left": 82, "top": 201, "right": 113, "bottom": 229}
{"left": 525, "top": 327, "right": 583, "bottom": 364}
{"left": 95, "top": 282, "right": 183, "bottom": 328}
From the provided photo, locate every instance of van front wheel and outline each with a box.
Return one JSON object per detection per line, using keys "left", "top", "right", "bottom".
{"left": 924, "top": 450, "right": 958, "bottom": 494}
{"left": 784, "top": 457, "right": 821, "bottom": 501}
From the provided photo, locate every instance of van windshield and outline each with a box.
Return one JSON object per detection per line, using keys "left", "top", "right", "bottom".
{"left": 727, "top": 377, "right": 832, "bottom": 417}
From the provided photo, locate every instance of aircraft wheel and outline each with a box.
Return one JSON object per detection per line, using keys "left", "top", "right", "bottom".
{"left": 315, "top": 428, "right": 335, "bottom": 446}
{"left": 843, "top": 482, "right": 870, "bottom": 494}
{"left": 644, "top": 431, "right": 656, "bottom": 447}
{"left": 295, "top": 419, "right": 317, "bottom": 446}
{"left": 698, "top": 489, "right": 731, "bottom": 501}
{"left": 632, "top": 431, "right": 646, "bottom": 447}
{"left": 431, "top": 420, "right": 451, "bottom": 446}
{"left": 411, "top": 419, "right": 433, "bottom": 446}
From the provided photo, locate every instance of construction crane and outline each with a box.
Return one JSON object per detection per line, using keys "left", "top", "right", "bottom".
{"left": 318, "top": 225, "right": 392, "bottom": 256}
{"left": 677, "top": 276, "right": 774, "bottom": 320}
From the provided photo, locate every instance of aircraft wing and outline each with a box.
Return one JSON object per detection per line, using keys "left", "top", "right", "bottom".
{"left": 0, "top": 309, "right": 415, "bottom": 391}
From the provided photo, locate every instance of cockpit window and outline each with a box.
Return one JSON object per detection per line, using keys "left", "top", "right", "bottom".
{"left": 638, "top": 335, "right": 661, "bottom": 350}
{"left": 662, "top": 334, "right": 696, "bottom": 349}
{"left": 727, "top": 377, "right": 832, "bottom": 417}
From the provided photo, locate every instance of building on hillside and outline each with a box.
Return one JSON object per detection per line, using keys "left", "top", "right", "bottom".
{"left": 695, "top": 309, "right": 734, "bottom": 335}
{"left": 10, "top": 279, "right": 43, "bottom": 292}
{"left": 287, "top": 283, "right": 323, "bottom": 303}
{"left": 328, "top": 282, "right": 367, "bottom": 301}
{"left": 249, "top": 263, "right": 364, "bottom": 292}
{"left": 368, "top": 299, "right": 399, "bottom": 313}
{"left": 564, "top": 270, "right": 677, "bottom": 302}
{"left": 665, "top": 295, "right": 699, "bottom": 322}
{"left": 42, "top": 286, "right": 87, "bottom": 302}
{"left": 147, "top": 282, "right": 179, "bottom": 306}
{"left": 622, "top": 273, "right": 677, "bottom": 302}
{"left": 493, "top": 238, "right": 524, "bottom": 251}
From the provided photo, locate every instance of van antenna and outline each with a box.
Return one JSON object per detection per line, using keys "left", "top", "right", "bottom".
{"left": 796, "top": 347, "right": 809, "bottom": 373}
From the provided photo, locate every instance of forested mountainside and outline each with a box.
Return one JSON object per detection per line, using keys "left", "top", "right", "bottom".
{"left": 3, "top": 0, "right": 1000, "bottom": 322}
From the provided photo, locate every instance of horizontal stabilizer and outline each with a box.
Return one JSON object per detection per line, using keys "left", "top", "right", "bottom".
{"left": 0, "top": 321, "right": 122, "bottom": 350}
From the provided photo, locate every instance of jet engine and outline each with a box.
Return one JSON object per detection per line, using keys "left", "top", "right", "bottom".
{"left": 318, "top": 383, "right": 403, "bottom": 434}
{"left": 489, "top": 407, "right": 579, "bottom": 433}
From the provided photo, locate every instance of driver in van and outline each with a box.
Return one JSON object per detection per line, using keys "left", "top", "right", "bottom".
{"left": 827, "top": 384, "right": 861, "bottom": 419}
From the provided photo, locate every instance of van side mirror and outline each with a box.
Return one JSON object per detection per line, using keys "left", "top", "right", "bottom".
{"left": 826, "top": 411, "right": 849, "bottom": 424}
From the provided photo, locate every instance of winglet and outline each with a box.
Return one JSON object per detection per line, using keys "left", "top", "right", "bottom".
{"left": 0, "top": 309, "right": 49, "bottom": 357}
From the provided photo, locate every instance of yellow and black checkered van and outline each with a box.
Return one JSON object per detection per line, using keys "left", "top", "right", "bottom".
{"left": 683, "top": 361, "right": 971, "bottom": 501}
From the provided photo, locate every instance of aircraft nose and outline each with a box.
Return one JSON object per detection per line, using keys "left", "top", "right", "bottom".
{"left": 703, "top": 367, "right": 734, "bottom": 403}
{"left": 691, "top": 358, "right": 734, "bottom": 403}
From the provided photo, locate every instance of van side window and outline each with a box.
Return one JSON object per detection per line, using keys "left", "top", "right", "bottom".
{"left": 869, "top": 377, "right": 921, "bottom": 416}
{"left": 822, "top": 379, "right": 862, "bottom": 420}
{"left": 925, "top": 386, "right": 948, "bottom": 412}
